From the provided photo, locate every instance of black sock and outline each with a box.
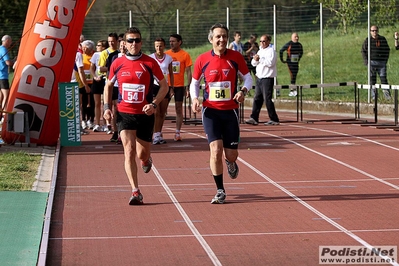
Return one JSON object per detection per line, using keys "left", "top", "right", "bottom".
{"left": 213, "top": 174, "right": 224, "bottom": 191}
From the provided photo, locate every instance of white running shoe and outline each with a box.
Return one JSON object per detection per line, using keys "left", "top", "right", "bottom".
{"left": 211, "top": 189, "right": 226, "bottom": 204}
{"left": 81, "top": 121, "right": 87, "bottom": 130}
{"left": 93, "top": 125, "right": 102, "bottom": 132}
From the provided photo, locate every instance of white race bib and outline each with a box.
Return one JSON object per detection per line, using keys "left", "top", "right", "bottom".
{"left": 84, "top": 70, "right": 93, "bottom": 82}
{"left": 208, "top": 81, "right": 231, "bottom": 101}
{"left": 291, "top": 54, "right": 300, "bottom": 62}
{"left": 121, "top": 83, "right": 146, "bottom": 103}
{"left": 172, "top": 61, "right": 180, "bottom": 74}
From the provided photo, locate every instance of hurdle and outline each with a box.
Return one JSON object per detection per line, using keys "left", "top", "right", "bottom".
{"left": 183, "top": 95, "right": 202, "bottom": 125}
{"left": 298, "top": 82, "right": 362, "bottom": 123}
{"left": 357, "top": 84, "right": 399, "bottom": 129}
{"left": 274, "top": 84, "right": 301, "bottom": 122}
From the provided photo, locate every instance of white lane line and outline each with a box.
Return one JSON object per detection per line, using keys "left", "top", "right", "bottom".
{"left": 151, "top": 165, "right": 222, "bottom": 266}
{"left": 170, "top": 127, "right": 398, "bottom": 264}
{"left": 239, "top": 157, "right": 398, "bottom": 265}
{"left": 60, "top": 177, "right": 399, "bottom": 189}
{"left": 50, "top": 227, "right": 399, "bottom": 240}
{"left": 289, "top": 124, "right": 399, "bottom": 152}
{"left": 243, "top": 128, "right": 399, "bottom": 191}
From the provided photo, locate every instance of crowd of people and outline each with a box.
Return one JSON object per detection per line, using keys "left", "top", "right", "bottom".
{"left": 0, "top": 23, "right": 397, "bottom": 202}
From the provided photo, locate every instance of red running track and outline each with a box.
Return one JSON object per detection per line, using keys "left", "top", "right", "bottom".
{"left": 46, "top": 110, "right": 399, "bottom": 265}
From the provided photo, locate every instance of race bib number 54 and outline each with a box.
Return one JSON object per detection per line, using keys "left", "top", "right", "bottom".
{"left": 208, "top": 81, "right": 231, "bottom": 101}
{"left": 122, "top": 83, "right": 146, "bottom": 103}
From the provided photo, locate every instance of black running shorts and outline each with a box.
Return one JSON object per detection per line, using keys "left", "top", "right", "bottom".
{"left": 117, "top": 112, "right": 154, "bottom": 142}
{"left": 202, "top": 107, "right": 240, "bottom": 149}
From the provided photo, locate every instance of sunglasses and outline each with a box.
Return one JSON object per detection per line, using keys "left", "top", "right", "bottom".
{"left": 126, "top": 38, "right": 141, "bottom": 44}
{"left": 371, "top": 30, "right": 378, "bottom": 32}
{"left": 96, "top": 44, "right": 102, "bottom": 47}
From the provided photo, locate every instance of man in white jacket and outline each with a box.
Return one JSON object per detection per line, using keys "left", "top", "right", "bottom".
{"left": 245, "top": 34, "right": 280, "bottom": 126}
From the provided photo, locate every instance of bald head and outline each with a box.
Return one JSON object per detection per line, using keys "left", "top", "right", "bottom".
{"left": 291, "top": 33, "right": 299, "bottom": 43}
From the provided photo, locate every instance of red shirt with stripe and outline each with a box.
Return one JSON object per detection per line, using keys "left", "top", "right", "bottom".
{"left": 192, "top": 49, "right": 249, "bottom": 110}
{"left": 109, "top": 54, "right": 164, "bottom": 114}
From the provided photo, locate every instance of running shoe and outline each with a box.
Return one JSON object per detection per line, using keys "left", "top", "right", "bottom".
{"left": 174, "top": 133, "right": 182, "bottom": 142}
{"left": 116, "top": 137, "right": 122, "bottom": 144}
{"left": 159, "top": 137, "right": 167, "bottom": 144}
{"left": 245, "top": 118, "right": 258, "bottom": 125}
{"left": 87, "top": 120, "right": 94, "bottom": 129}
{"left": 211, "top": 189, "right": 226, "bottom": 204}
{"left": 106, "top": 125, "right": 113, "bottom": 134}
{"left": 225, "top": 159, "right": 239, "bottom": 179}
{"left": 93, "top": 124, "right": 102, "bottom": 132}
{"left": 288, "top": 90, "right": 297, "bottom": 97}
{"left": 264, "top": 120, "right": 280, "bottom": 126}
{"left": 110, "top": 131, "right": 118, "bottom": 142}
{"left": 81, "top": 120, "right": 87, "bottom": 130}
{"left": 129, "top": 190, "right": 144, "bottom": 205}
{"left": 152, "top": 136, "right": 161, "bottom": 145}
{"left": 141, "top": 157, "right": 152, "bottom": 173}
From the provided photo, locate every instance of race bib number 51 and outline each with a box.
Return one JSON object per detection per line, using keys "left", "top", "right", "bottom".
{"left": 208, "top": 81, "right": 231, "bottom": 101}
{"left": 122, "top": 83, "right": 146, "bottom": 103}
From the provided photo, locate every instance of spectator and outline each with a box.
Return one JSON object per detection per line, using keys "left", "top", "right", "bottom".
{"left": 280, "top": 32, "right": 303, "bottom": 97}
{"left": 97, "top": 32, "right": 119, "bottom": 133}
{"left": 243, "top": 33, "right": 259, "bottom": 78}
{"left": 149, "top": 37, "right": 174, "bottom": 144}
{"left": 108, "top": 39, "right": 127, "bottom": 143}
{"left": 90, "top": 40, "right": 108, "bottom": 132}
{"left": 245, "top": 34, "right": 279, "bottom": 126}
{"left": 361, "top": 25, "right": 391, "bottom": 100}
{"left": 71, "top": 43, "right": 91, "bottom": 134}
{"left": 190, "top": 23, "right": 252, "bottom": 204}
{"left": 78, "top": 40, "right": 96, "bottom": 131}
{"left": 165, "top": 34, "right": 192, "bottom": 142}
{"left": 103, "top": 27, "right": 168, "bottom": 205}
{"left": 0, "top": 35, "right": 13, "bottom": 121}
{"left": 394, "top": 31, "right": 399, "bottom": 50}
{"left": 228, "top": 31, "right": 244, "bottom": 54}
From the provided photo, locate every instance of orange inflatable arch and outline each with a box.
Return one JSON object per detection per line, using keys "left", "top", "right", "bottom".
{"left": 2, "top": 0, "right": 88, "bottom": 145}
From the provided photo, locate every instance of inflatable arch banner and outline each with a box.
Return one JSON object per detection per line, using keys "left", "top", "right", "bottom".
{"left": 2, "top": 0, "right": 89, "bottom": 146}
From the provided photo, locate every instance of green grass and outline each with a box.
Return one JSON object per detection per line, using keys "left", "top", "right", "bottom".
{"left": 185, "top": 28, "right": 399, "bottom": 102}
{"left": 0, "top": 151, "right": 41, "bottom": 191}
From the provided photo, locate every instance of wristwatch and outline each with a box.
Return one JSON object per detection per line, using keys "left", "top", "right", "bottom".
{"left": 240, "top": 88, "right": 248, "bottom": 96}
{"left": 151, "top": 102, "right": 157, "bottom": 109}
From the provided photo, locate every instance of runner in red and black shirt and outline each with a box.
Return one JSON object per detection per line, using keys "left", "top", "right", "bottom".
{"left": 190, "top": 23, "right": 253, "bottom": 204}
{"left": 103, "top": 27, "right": 168, "bottom": 205}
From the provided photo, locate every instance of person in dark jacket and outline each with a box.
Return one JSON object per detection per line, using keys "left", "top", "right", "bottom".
{"left": 280, "top": 32, "right": 303, "bottom": 97}
{"left": 361, "top": 25, "right": 391, "bottom": 100}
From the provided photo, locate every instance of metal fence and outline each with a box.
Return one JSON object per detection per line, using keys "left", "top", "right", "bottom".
{"left": 2, "top": 3, "right": 399, "bottom": 102}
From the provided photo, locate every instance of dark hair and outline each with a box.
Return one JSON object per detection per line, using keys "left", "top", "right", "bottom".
{"left": 97, "top": 39, "right": 109, "bottom": 48}
{"left": 154, "top": 37, "right": 166, "bottom": 45}
{"left": 170, "top": 33, "right": 182, "bottom": 43}
{"left": 108, "top": 32, "right": 118, "bottom": 40}
{"left": 208, "top": 23, "right": 229, "bottom": 40}
{"left": 125, "top": 27, "right": 142, "bottom": 39}
{"left": 234, "top": 31, "right": 241, "bottom": 36}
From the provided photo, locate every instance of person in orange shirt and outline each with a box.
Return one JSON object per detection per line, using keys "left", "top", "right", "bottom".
{"left": 165, "top": 34, "right": 192, "bottom": 141}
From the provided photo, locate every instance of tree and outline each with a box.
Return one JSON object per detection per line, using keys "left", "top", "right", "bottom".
{"left": 314, "top": 0, "right": 397, "bottom": 34}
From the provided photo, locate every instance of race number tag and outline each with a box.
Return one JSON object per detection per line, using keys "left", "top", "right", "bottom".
{"left": 121, "top": 83, "right": 146, "bottom": 103}
{"left": 208, "top": 81, "right": 231, "bottom": 101}
{"left": 84, "top": 70, "right": 93, "bottom": 82}
{"left": 172, "top": 61, "right": 181, "bottom": 74}
{"left": 291, "top": 54, "right": 300, "bottom": 62}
